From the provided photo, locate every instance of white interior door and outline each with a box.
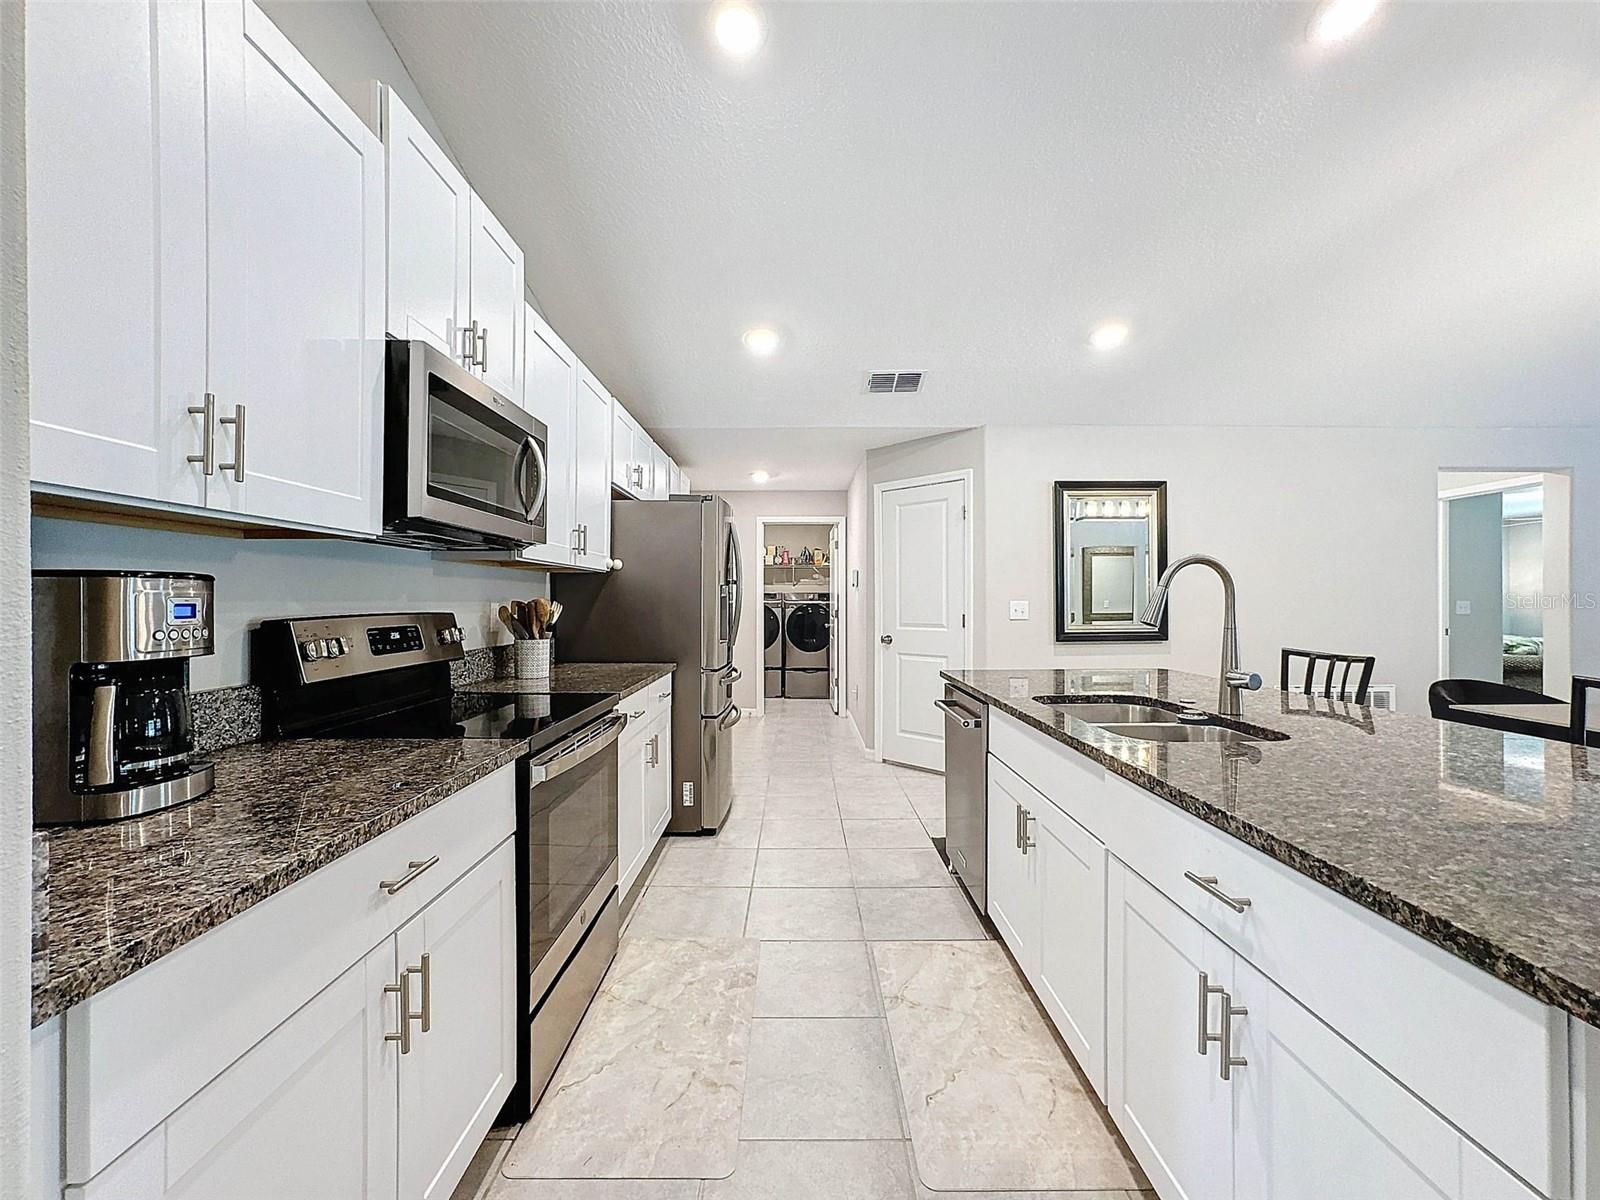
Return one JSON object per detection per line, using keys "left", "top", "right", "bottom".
{"left": 879, "top": 476, "right": 967, "bottom": 769}
{"left": 829, "top": 523, "right": 844, "bottom": 714}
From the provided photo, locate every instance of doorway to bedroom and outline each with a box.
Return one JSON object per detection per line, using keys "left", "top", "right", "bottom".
{"left": 1438, "top": 471, "right": 1573, "bottom": 697}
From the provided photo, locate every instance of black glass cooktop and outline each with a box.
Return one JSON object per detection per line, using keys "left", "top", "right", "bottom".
{"left": 322, "top": 690, "right": 617, "bottom": 752}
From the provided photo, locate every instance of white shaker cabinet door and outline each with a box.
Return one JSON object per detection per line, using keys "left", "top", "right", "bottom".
{"left": 618, "top": 702, "right": 651, "bottom": 897}
{"left": 1032, "top": 796, "right": 1108, "bottom": 1100}
{"left": 383, "top": 88, "right": 471, "bottom": 361}
{"left": 397, "top": 839, "right": 518, "bottom": 1200}
{"left": 467, "top": 194, "right": 525, "bottom": 404}
{"left": 611, "top": 403, "right": 638, "bottom": 495}
{"left": 650, "top": 441, "right": 670, "bottom": 500}
{"left": 572, "top": 368, "right": 614, "bottom": 569}
{"left": 26, "top": 0, "right": 208, "bottom": 509}
{"left": 1106, "top": 862, "right": 1233, "bottom": 1200}
{"left": 985, "top": 759, "right": 1038, "bottom": 975}
{"left": 1231, "top": 955, "right": 1476, "bottom": 1200}
{"left": 521, "top": 306, "right": 577, "bottom": 567}
{"left": 70, "top": 939, "right": 400, "bottom": 1200}
{"left": 205, "top": 0, "right": 384, "bottom": 535}
{"left": 646, "top": 710, "right": 674, "bottom": 845}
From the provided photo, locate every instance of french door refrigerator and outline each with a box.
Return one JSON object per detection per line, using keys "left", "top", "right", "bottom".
{"left": 554, "top": 494, "right": 743, "bottom": 833}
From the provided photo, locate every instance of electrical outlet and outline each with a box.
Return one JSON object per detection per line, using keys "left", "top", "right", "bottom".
{"left": 1455, "top": 600, "right": 1472, "bottom": 616}
{"left": 1008, "top": 599, "right": 1030, "bottom": 621}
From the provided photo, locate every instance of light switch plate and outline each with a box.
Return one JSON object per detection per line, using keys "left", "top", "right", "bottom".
{"left": 1455, "top": 600, "right": 1473, "bottom": 615}
{"left": 1009, "top": 600, "right": 1030, "bottom": 620}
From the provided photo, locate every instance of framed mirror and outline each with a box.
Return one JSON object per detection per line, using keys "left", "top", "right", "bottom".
{"left": 1053, "top": 481, "right": 1167, "bottom": 642}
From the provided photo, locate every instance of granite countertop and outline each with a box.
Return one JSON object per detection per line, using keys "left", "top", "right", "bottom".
{"left": 467, "top": 661, "right": 675, "bottom": 700}
{"left": 944, "top": 667, "right": 1600, "bottom": 1024}
{"left": 31, "top": 735, "right": 528, "bottom": 1027}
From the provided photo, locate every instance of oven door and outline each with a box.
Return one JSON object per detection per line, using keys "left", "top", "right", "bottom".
{"left": 385, "top": 339, "right": 548, "bottom": 548}
{"left": 522, "top": 712, "right": 623, "bottom": 1006}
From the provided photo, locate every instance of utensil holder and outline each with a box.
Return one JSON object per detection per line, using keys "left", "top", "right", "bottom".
{"left": 514, "top": 637, "right": 551, "bottom": 683}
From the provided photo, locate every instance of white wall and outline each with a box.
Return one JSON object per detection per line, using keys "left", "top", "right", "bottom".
{"left": 845, "top": 429, "right": 985, "bottom": 749}
{"left": 721, "top": 491, "right": 846, "bottom": 712}
{"left": 1, "top": 2, "right": 31, "bottom": 1192}
{"left": 31, "top": 519, "right": 544, "bottom": 691}
{"left": 980, "top": 425, "right": 1600, "bottom": 714}
{"left": 1543, "top": 471, "right": 1574, "bottom": 690}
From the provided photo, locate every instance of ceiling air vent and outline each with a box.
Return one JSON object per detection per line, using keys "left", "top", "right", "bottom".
{"left": 864, "top": 372, "right": 924, "bottom": 395}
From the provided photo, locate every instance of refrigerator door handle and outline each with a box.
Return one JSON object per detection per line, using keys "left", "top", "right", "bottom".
{"left": 717, "top": 704, "right": 743, "bottom": 730}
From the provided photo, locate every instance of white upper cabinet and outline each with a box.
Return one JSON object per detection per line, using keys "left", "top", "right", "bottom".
{"left": 611, "top": 402, "right": 642, "bottom": 496}
{"left": 381, "top": 86, "right": 523, "bottom": 405}
{"left": 573, "top": 368, "right": 613, "bottom": 569}
{"left": 28, "top": 0, "right": 383, "bottom": 537}
{"left": 382, "top": 90, "right": 470, "bottom": 359}
{"left": 26, "top": 0, "right": 209, "bottom": 509}
{"left": 650, "top": 441, "right": 670, "bottom": 500}
{"left": 466, "top": 195, "right": 525, "bottom": 405}
{"left": 520, "top": 305, "right": 576, "bottom": 568}
{"left": 205, "top": 1, "right": 385, "bottom": 535}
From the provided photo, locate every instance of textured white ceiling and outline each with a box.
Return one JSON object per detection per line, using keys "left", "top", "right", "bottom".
{"left": 372, "top": 0, "right": 1600, "bottom": 476}
{"left": 653, "top": 425, "right": 957, "bottom": 490}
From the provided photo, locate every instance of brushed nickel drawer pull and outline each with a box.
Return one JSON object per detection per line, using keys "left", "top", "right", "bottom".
{"left": 381, "top": 855, "right": 439, "bottom": 895}
{"left": 187, "top": 393, "right": 216, "bottom": 475}
{"left": 384, "top": 971, "right": 413, "bottom": 1055}
{"left": 1020, "top": 808, "right": 1036, "bottom": 855}
{"left": 1220, "top": 991, "right": 1249, "bottom": 1080}
{"left": 1185, "top": 871, "right": 1251, "bottom": 913}
{"left": 416, "top": 953, "right": 432, "bottom": 1033}
{"left": 218, "top": 403, "right": 246, "bottom": 483}
{"left": 1197, "top": 971, "right": 1224, "bottom": 1056}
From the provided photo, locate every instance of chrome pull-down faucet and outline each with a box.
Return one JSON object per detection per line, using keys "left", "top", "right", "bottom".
{"left": 1139, "top": 554, "right": 1262, "bottom": 717}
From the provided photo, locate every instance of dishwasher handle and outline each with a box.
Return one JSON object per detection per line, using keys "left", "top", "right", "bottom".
{"left": 934, "top": 698, "right": 983, "bottom": 730}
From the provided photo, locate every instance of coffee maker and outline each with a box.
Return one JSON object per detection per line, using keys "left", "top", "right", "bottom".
{"left": 33, "top": 571, "right": 217, "bottom": 824}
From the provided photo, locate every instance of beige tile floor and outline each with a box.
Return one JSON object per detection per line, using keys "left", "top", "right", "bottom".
{"left": 459, "top": 699, "right": 1153, "bottom": 1200}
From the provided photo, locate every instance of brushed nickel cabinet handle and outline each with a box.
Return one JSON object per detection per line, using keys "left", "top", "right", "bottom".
{"left": 416, "top": 953, "right": 432, "bottom": 1034}
{"left": 1220, "top": 991, "right": 1249, "bottom": 1080}
{"left": 461, "top": 321, "right": 480, "bottom": 368}
{"left": 1020, "top": 808, "right": 1036, "bottom": 854}
{"left": 380, "top": 854, "right": 439, "bottom": 895}
{"left": 477, "top": 325, "right": 489, "bottom": 372}
{"left": 218, "top": 404, "right": 246, "bottom": 483}
{"left": 1184, "top": 871, "right": 1251, "bottom": 913}
{"left": 187, "top": 393, "right": 216, "bottom": 475}
{"left": 384, "top": 971, "right": 413, "bottom": 1055}
{"left": 1197, "top": 971, "right": 1224, "bottom": 1056}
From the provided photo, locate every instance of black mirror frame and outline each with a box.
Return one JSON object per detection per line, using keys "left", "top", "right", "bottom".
{"left": 1053, "top": 479, "right": 1169, "bottom": 643}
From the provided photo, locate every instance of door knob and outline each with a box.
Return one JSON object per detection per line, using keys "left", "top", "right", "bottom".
{"left": 880, "top": 634, "right": 894, "bottom": 645}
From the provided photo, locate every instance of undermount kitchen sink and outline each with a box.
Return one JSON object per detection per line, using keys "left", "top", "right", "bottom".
{"left": 1032, "top": 699, "right": 1187, "bottom": 724}
{"left": 1095, "top": 722, "right": 1268, "bottom": 744}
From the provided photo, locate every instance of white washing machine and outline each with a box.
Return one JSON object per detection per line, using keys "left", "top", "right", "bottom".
{"left": 781, "top": 593, "right": 831, "bottom": 699}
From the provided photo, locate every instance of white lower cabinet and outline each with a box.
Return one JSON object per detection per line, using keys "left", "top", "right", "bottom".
{"left": 397, "top": 840, "right": 518, "bottom": 1200}
{"left": 619, "top": 677, "right": 674, "bottom": 898}
{"left": 71, "top": 940, "right": 398, "bottom": 1199}
{"left": 1107, "top": 862, "right": 1233, "bottom": 1200}
{"left": 990, "top": 709, "right": 1563, "bottom": 1200}
{"left": 985, "top": 756, "right": 1106, "bottom": 1097}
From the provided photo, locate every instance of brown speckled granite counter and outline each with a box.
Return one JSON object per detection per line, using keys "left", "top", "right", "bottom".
{"left": 31, "top": 736, "right": 527, "bottom": 1027}
{"left": 468, "top": 662, "right": 675, "bottom": 700}
{"left": 945, "top": 667, "right": 1600, "bottom": 1024}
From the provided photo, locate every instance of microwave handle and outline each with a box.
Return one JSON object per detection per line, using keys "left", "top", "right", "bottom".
{"left": 513, "top": 438, "right": 533, "bottom": 516}
{"left": 524, "top": 437, "right": 548, "bottom": 521}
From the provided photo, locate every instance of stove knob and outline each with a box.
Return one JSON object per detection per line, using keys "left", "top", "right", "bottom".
{"left": 324, "top": 637, "right": 345, "bottom": 659}
{"left": 300, "top": 638, "right": 324, "bottom": 662}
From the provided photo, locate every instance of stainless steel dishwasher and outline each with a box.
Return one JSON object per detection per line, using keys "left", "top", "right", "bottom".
{"left": 936, "top": 684, "right": 987, "bottom": 914}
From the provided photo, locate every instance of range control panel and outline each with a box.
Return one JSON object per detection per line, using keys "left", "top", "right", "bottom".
{"left": 258, "top": 612, "right": 466, "bottom": 685}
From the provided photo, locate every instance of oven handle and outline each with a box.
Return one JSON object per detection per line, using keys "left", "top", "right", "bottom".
{"left": 526, "top": 712, "right": 627, "bottom": 785}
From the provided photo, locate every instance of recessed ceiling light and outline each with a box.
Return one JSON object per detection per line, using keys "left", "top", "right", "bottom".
{"left": 743, "top": 326, "right": 780, "bottom": 356}
{"left": 750, "top": 469, "right": 770, "bottom": 484}
{"left": 1089, "top": 321, "right": 1131, "bottom": 351}
{"left": 712, "top": 3, "right": 765, "bottom": 58}
{"left": 1308, "top": 0, "right": 1381, "bottom": 44}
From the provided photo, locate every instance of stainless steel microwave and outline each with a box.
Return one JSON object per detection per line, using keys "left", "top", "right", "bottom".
{"left": 383, "top": 339, "right": 548, "bottom": 550}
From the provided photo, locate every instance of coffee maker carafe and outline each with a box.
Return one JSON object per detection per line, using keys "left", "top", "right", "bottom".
{"left": 34, "top": 571, "right": 216, "bottom": 824}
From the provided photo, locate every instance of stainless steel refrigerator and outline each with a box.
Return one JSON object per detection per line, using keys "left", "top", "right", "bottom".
{"left": 553, "top": 495, "right": 743, "bottom": 833}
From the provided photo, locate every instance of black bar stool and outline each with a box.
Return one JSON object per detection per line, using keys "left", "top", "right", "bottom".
{"left": 1280, "top": 648, "right": 1376, "bottom": 706}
